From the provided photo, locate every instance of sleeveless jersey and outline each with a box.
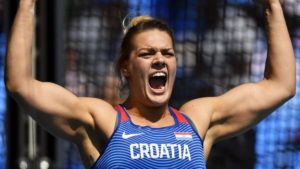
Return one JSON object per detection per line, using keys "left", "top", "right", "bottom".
{"left": 91, "top": 105, "right": 206, "bottom": 169}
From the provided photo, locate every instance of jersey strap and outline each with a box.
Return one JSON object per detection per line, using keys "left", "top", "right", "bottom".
{"left": 115, "top": 105, "right": 129, "bottom": 122}
{"left": 169, "top": 106, "right": 188, "bottom": 124}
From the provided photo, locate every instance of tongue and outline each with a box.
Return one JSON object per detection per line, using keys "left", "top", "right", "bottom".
{"left": 149, "top": 78, "right": 165, "bottom": 89}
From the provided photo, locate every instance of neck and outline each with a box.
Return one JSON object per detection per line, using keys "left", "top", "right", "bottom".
{"left": 123, "top": 97, "right": 169, "bottom": 123}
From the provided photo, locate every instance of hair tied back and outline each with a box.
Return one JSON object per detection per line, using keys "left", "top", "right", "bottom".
{"left": 122, "top": 14, "right": 153, "bottom": 34}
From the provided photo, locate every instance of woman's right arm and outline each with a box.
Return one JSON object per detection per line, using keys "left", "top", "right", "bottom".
{"left": 5, "top": 0, "right": 116, "bottom": 143}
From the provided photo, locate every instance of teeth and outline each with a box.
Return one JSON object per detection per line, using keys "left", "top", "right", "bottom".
{"left": 152, "top": 72, "right": 166, "bottom": 77}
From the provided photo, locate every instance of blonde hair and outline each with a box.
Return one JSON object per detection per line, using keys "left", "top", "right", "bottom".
{"left": 123, "top": 16, "right": 154, "bottom": 34}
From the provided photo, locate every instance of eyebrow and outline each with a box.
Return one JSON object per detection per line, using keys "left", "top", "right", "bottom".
{"left": 136, "top": 47, "right": 174, "bottom": 52}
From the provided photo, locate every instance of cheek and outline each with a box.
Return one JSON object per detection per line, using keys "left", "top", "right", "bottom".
{"left": 128, "top": 60, "right": 149, "bottom": 79}
{"left": 134, "top": 59, "right": 150, "bottom": 71}
{"left": 169, "top": 59, "right": 177, "bottom": 75}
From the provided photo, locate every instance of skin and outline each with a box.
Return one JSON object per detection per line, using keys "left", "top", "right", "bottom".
{"left": 122, "top": 29, "right": 177, "bottom": 127}
{"left": 5, "top": 0, "right": 296, "bottom": 168}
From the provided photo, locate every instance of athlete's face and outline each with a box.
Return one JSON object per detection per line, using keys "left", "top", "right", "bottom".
{"left": 122, "top": 29, "right": 176, "bottom": 107}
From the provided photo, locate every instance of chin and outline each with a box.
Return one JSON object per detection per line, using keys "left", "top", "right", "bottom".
{"left": 145, "top": 93, "right": 170, "bottom": 107}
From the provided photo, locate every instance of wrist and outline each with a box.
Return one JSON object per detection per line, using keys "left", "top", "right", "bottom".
{"left": 263, "top": 1, "right": 283, "bottom": 16}
{"left": 263, "top": 0, "right": 282, "bottom": 10}
{"left": 18, "top": 0, "right": 36, "bottom": 12}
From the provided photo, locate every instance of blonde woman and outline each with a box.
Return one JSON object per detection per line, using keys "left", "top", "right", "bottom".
{"left": 5, "top": 0, "right": 295, "bottom": 168}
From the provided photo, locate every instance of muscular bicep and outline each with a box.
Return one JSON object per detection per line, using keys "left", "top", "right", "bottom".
{"left": 208, "top": 80, "right": 293, "bottom": 142}
{"left": 182, "top": 80, "right": 293, "bottom": 145}
{"left": 9, "top": 79, "right": 96, "bottom": 142}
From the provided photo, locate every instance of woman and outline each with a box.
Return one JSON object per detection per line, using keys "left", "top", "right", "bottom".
{"left": 5, "top": 0, "right": 295, "bottom": 168}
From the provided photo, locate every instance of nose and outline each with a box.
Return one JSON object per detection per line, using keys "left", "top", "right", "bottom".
{"left": 152, "top": 52, "right": 166, "bottom": 69}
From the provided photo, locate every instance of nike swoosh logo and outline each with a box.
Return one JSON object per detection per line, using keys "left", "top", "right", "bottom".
{"left": 122, "top": 132, "right": 144, "bottom": 139}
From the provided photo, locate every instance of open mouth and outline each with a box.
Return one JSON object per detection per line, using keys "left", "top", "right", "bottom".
{"left": 149, "top": 72, "right": 167, "bottom": 90}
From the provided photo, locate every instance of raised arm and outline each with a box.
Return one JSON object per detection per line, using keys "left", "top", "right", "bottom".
{"left": 5, "top": 0, "right": 116, "bottom": 143}
{"left": 181, "top": 0, "right": 296, "bottom": 157}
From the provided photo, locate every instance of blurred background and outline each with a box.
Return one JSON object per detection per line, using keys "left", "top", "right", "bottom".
{"left": 1, "top": 0, "right": 300, "bottom": 168}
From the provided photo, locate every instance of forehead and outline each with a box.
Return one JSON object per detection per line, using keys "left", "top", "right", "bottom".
{"left": 131, "top": 29, "right": 173, "bottom": 49}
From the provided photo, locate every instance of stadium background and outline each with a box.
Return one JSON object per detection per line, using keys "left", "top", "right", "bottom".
{"left": 0, "top": 0, "right": 300, "bottom": 168}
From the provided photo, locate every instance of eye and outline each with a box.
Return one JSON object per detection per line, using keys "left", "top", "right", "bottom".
{"left": 139, "top": 53, "right": 150, "bottom": 57}
{"left": 165, "top": 52, "right": 175, "bottom": 57}
{"left": 138, "top": 50, "right": 156, "bottom": 58}
{"left": 161, "top": 51, "right": 175, "bottom": 58}
{"left": 138, "top": 52, "right": 152, "bottom": 59}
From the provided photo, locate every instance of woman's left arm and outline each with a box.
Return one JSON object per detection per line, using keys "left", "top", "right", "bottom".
{"left": 181, "top": 0, "right": 296, "bottom": 147}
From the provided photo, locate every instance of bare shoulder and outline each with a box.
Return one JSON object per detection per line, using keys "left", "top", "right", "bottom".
{"left": 179, "top": 97, "right": 217, "bottom": 139}
{"left": 78, "top": 97, "right": 117, "bottom": 138}
{"left": 79, "top": 97, "right": 116, "bottom": 114}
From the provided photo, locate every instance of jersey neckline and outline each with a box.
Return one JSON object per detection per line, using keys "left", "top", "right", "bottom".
{"left": 117, "top": 104, "right": 181, "bottom": 129}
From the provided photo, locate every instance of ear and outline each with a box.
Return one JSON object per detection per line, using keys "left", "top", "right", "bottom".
{"left": 121, "top": 61, "right": 129, "bottom": 77}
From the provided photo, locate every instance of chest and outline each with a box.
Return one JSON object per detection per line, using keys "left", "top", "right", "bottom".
{"left": 93, "top": 122, "right": 206, "bottom": 169}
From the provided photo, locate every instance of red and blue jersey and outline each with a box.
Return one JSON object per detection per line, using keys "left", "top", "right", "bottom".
{"left": 91, "top": 105, "right": 206, "bottom": 169}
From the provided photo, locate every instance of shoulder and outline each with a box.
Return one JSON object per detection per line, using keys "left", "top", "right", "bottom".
{"left": 179, "top": 97, "right": 218, "bottom": 139}
{"left": 79, "top": 97, "right": 117, "bottom": 114}
{"left": 180, "top": 97, "right": 217, "bottom": 119}
{"left": 78, "top": 97, "right": 118, "bottom": 138}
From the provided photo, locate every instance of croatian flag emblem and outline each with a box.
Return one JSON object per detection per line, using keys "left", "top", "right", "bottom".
{"left": 174, "top": 132, "right": 193, "bottom": 141}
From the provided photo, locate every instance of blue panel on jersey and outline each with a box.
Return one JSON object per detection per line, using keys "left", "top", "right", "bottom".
{"left": 92, "top": 105, "right": 206, "bottom": 169}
